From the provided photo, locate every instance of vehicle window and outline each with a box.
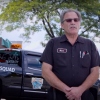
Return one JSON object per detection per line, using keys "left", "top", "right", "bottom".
{"left": 0, "top": 50, "right": 21, "bottom": 66}
{"left": 27, "top": 55, "right": 41, "bottom": 69}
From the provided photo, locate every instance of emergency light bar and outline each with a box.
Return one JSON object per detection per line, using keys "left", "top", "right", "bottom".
{"left": 11, "top": 44, "right": 21, "bottom": 49}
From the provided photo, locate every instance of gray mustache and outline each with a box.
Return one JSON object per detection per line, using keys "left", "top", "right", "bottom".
{"left": 69, "top": 25, "right": 77, "bottom": 28}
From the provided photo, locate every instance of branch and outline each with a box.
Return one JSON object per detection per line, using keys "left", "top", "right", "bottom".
{"left": 81, "top": 21, "right": 98, "bottom": 35}
{"left": 45, "top": 15, "right": 55, "bottom": 38}
{"left": 57, "top": 9, "right": 60, "bottom": 16}
{"left": 42, "top": 19, "right": 54, "bottom": 38}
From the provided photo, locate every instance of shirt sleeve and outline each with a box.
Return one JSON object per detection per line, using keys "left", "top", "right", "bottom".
{"left": 91, "top": 41, "right": 100, "bottom": 68}
{"left": 40, "top": 39, "right": 54, "bottom": 66}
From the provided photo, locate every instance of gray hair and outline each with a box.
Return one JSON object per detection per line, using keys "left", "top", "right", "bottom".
{"left": 60, "top": 9, "right": 81, "bottom": 23}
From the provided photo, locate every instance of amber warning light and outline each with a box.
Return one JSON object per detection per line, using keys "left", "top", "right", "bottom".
{"left": 11, "top": 44, "right": 21, "bottom": 49}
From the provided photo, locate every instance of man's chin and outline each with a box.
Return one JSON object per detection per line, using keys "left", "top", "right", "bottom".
{"left": 70, "top": 32, "right": 78, "bottom": 35}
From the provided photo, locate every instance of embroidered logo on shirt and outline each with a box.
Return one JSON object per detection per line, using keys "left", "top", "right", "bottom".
{"left": 57, "top": 48, "right": 67, "bottom": 53}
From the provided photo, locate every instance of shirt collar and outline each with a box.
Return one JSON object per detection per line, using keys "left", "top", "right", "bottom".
{"left": 77, "top": 36, "right": 85, "bottom": 43}
{"left": 60, "top": 34, "right": 68, "bottom": 42}
{"left": 60, "top": 34, "right": 85, "bottom": 44}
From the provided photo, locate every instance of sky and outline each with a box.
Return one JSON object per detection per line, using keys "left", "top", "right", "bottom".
{"left": 0, "top": 29, "right": 46, "bottom": 53}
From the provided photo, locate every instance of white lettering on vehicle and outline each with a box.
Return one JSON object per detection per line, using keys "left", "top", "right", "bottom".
{"left": 0, "top": 66, "right": 15, "bottom": 72}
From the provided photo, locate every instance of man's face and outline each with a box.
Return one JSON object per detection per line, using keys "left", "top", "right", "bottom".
{"left": 61, "top": 12, "right": 80, "bottom": 35}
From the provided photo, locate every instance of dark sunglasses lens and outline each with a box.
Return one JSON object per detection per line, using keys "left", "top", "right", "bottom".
{"left": 74, "top": 18, "right": 79, "bottom": 22}
{"left": 66, "top": 19, "right": 72, "bottom": 22}
{"left": 65, "top": 18, "right": 79, "bottom": 22}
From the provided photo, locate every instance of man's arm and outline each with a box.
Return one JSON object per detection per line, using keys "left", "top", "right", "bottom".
{"left": 79, "top": 66, "right": 99, "bottom": 93}
{"left": 42, "top": 62, "right": 70, "bottom": 93}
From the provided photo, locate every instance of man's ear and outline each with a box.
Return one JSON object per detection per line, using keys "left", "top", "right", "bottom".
{"left": 61, "top": 23, "right": 64, "bottom": 29}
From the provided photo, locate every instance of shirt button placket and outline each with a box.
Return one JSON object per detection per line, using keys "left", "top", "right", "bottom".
{"left": 72, "top": 46, "right": 74, "bottom": 67}
{"left": 72, "top": 46, "right": 75, "bottom": 77}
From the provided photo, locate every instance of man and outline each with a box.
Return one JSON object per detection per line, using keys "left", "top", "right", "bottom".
{"left": 40, "top": 9, "right": 99, "bottom": 100}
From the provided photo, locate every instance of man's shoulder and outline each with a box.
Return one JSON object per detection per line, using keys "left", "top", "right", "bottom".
{"left": 47, "top": 35, "right": 62, "bottom": 46}
{"left": 79, "top": 36, "right": 93, "bottom": 43}
{"left": 50, "top": 35, "right": 63, "bottom": 42}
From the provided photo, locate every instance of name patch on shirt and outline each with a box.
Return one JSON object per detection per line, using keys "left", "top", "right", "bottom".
{"left": 57, "top": 48, "right": 67, "bottom": 53}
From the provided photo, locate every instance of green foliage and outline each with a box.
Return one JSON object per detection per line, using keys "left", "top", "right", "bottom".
{"left": 0, "top": 0, "right": 100, "bottom": 44}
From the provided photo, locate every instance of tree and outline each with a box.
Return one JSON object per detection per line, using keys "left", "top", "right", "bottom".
{"left": 0, "top": 0, "right": 100, "bottom": 46}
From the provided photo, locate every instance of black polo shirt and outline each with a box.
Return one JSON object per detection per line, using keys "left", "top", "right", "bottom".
{"left": 40, "top": 34, "right": 99, "bottom": 87}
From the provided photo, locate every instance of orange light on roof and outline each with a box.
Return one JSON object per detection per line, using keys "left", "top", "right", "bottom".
{"left": 11, "top": 44, "right": 21, "bottom": 49}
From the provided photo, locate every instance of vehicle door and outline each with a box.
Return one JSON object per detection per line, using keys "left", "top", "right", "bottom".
{"left": 0, "top": 49, "right": 22, "bottom": 97}
{"left": 21, "top": 51, "right": 50, "bottom": 99}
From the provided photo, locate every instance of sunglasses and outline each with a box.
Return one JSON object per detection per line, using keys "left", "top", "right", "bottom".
{"left": 63, "top": 18, "right": 80, "bottom": 23}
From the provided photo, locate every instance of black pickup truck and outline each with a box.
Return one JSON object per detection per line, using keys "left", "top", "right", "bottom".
{"left": 0, "top": 48, "right": 99, "bottom": 100}
{"left": 0, "top": 48, "right": 50, "bottom": 100}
